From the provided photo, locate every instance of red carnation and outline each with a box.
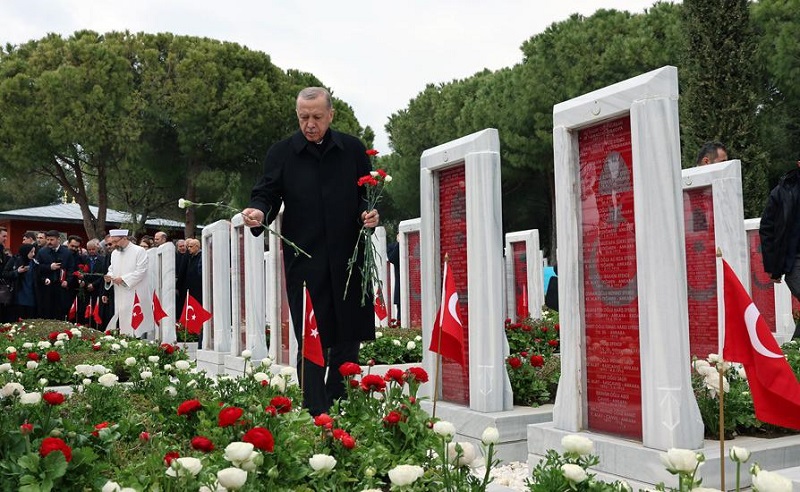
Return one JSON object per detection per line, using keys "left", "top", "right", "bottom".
{"left": 508, "top": 357, "right": 522, "bottom": 369}
{"left": 243, "top": 426, "right": 275, "bottom": 452}
{"left": 46, "top": 351, "right": 61, "bottom": 363}
{"left": 520, "top": 351, "right": 528, "bottom": 357}
{"left": 530, "top": 355, "right": 545, "bottom": 367}
{"left": 339, "top": 362, "right": 362, "bottom": 378}
{"left": 366, "top": 149, "right": 379, "bottom": 157}
{"left": 384, "top": 368, "right": 405, "bottom": 384}
{"left": 376, "top": 169, "right": 387, "bottom": 178}
{"left": 314, "top": 413, "right": 334, "bottom": 428}
{"left": 27, "top": 352, "right": 39, "bottom": 361}
{"left": 39, "top": 437, "right": 72, "bottom": 462}
{"left": 43, "top": 391, "right": 65, "bottom": 406}
{"left": 521, "top": 324, "right": 532, "bottom": 332}
{"left": 360, "top": 374, "right": 386, "bottom": 393}
{"left": 383, "top": 410, "right": 402, "bottom": 426}
{"left": 269, "top": 396, "right": 292, "bottom": 414}
{"left": 191, "top": 436, "right": 215, "bottom": 453}
{"left": 164, "top": 451, "right": 180, "bottom": 466}
{"left": 218, "top": 406, "right": 244, "bottom": 427}
{"left": 407, "top": 367, "right": 429, "bottom": 383}
{"left": 140, "top": 431, "right": 150, "bottom": 441}
{"left": 177, "top": 399, "right": 202, "bottom": 416}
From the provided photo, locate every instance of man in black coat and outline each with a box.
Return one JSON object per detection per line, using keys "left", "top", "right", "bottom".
{"left": 35, "top": 230, "right": 73, "bottom": 320}
{"left": 242, "top": 87, "right": 379, "bottom": 416}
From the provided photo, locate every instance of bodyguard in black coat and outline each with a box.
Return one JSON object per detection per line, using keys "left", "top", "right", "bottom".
{"left": 243, "top": 87, "right": 379, "bottom": 415}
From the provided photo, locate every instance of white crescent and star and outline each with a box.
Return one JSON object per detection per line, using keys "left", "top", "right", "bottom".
{"left": 186, "top": 304, "right": 196, "bottom": 321}
{"left": 743, "top": 302, "right": 783, "bottom": 359}
{"left": 447, "top": 292, "right": 462, "bottom": 326}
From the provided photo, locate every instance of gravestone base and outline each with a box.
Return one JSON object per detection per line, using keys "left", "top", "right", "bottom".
{"left": 224, "top": 355, "right": 249, "bottom": 377}
{"left": 528, "top": 423, "right": 800, "bottom": 490}
{"left": 421, "top": 400, "right": 553, "bottom": 463}
{"left": 196, "top": 350, "right": 227, "bottom": 375}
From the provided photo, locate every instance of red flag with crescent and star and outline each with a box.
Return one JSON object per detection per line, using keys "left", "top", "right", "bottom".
{"left": 303, "top": 285, "right": 325, "bottom": 367}
{"left": 374, "top": 289, "right": 388, "bottom": 321}
{"left": 84, "top": 299, "right": 92, "bottom": 320}
{"left": 131, "top": 293, "right": 144, "bottom": 331}
{"left": 68, "top": 297, "right": 78, "bottom": 321}
{"left": 180, "top": 293, "right": 212, "bottom": 335}
{"left": 93, "top": 299, "right": 102, "bottom": 325}
{"left": 152, "top": 292, "right": 168, "bottom": 324}
{"left": 429, "top": 257, "right": 466, "bottom": 367}
{"left": 722, "top": 259, "right": 800, "bottom": 429}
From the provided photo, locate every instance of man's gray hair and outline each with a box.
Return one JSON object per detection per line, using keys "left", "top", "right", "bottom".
{"left": 297, "top": 87, "right": 332, "bottom": 110}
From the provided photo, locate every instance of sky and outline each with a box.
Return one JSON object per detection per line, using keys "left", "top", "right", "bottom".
{"left": 2, "top": 0, "right": 666, "bottom": 154}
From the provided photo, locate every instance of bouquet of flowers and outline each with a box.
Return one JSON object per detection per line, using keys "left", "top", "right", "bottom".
{"left": 344, "top": 149, "right": 392, "bottom": 305}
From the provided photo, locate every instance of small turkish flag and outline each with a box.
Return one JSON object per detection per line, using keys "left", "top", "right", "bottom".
{"left": 429, "top": 257, "right": 466, "bottom": 367}
{"left": 131, "top": 293, "right": 144, "bottom": 330}
{"left": 93, "top": 299, "right": 102, "bottom": 325}
{"left": 84, "top": 299, "right": 92, "bottom": 320}
{"left": 303, "top": 285, "right": 325, "bottom": 367}
{"left": 68, "top": 297, "right": 78, "bottom": 321}
{"left": 374, "top": 289, "right": 388, "bottom": 321}
{"left": 152, "top": 292, "right": 168, "bottom": 324}
{"left": 516, "top": 283, "right": 529, "bottom": 320}
{"left": 179, "top": 293, "right": 212, "bottom": 335}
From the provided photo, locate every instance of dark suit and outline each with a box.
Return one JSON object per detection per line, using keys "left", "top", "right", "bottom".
{"left": 249, "top": 128, "right": 374, "bottom": 415}
{"left": 36, "top": 245, "right": 73, "bottom": 319}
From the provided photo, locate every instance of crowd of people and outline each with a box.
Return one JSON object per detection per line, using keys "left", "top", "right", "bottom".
{"left": 0, "top": 227, "right": 202, "bottom": 330}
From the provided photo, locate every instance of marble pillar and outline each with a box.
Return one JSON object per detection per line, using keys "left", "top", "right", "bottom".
{"left": 504, "top": 230, "right": 544, "bottom": 321}
{"left": 154, "top": 242, "right": 176, "bottom": 343}
{"left": 196, "top": 220, "right": 231, "bottom": 374}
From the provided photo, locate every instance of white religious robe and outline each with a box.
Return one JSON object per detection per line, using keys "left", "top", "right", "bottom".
{"left": 106, "top": 243, "right": 154, "bottom": 337}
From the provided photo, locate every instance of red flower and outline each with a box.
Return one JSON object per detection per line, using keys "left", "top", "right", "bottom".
{"left": 243, "top": 426, "right": 275, "bottom": 452}
{"left": 177, "top": 399, "right": 203, "bottom": 416}
{"left": 269, "top": 396, "right": 292, "bottom": 414}
{"left": 383, "top": 410, "right": 403, "bottom": 426}
{"left": 164, "top": 451, "right": 180, "bottom": 466}
{"left": 384, "top": 368, "right": 405, "bottom": 384}
{"left": 407, "top": 367, "right": 429, "bottom": 383}
{"left": 43, "top": 391, "right": 65, "bottom": 406}
{"left": 340, "top": 434, "right": 356, "bottom": 449}
{"left": 20, "top": 422, "right": 33, "bottom": 435}
{"left": 48, "top": 331, "right": 60, "bottom": 341}
{"left": 7, "top": 352, "right": 16, "bottom": 362}
{"left": 332, "top": 428, "right": 346, "bottom": 440}
{"left": 63, "top": 330, "right": 73, "bottom": 339}
{"left": 92, "top": 421, "right": 110, "bottom": 437}
{"left": 366, "top": 149, "right": 379, "bottom": 157}
{"left": 508, "top": 357, "right": 522, "bottom": 369}
{"left": 139, "top": 431, "right": 150, "bottom": 441}
{"left": 39, "top": 437, "right": 72, "bottom": 462}
{"left": 314, "top": 413, "right": 334, "bottom": 428}
{"left": 520, "top": 351, "right": 528, "bottom": 357}
{"left": 160, "top": 343, "right": 176, "bottom": 355}
{"left": 191, "top": 436, "right": 215, "bottom": 453}
{"left": 27, "top": 352, "right": 39, "bottom": 361}
{"left": 46, "top": 351, "right": 61, "bottom": 363}
{"left": 348, "top": 378, "right": 360, "bottom": 388}
{"left": 92, "top": 343, "right": 101, "bottom": 351}
{"left": 548, "top": 339, "right": 559, "bottom": 347}
{"left": 357, "top": 175, "right": 379, "bottom": 187}
{"left": 521, "top": 324, "right": 532, "bottom": 332}
{"left": 360, "top": 374, "right": 386, "bottom": 393}
{"left": 540, "top": 327, "right": 548, "bottom": 333}
{"left": 264, "top": 405, "right": 277, "bottom": 417}
{"left": 530, "top": 355, "right": 545, "bottom": 367}
{"left": 79, "top": 264, "right": 89, "bottom": 273}
{"left": 339, "top": 362, "right": 362, "bottom": 378}
{"left": 554, "top": 324, "right": 560, "bottom": 332}
{"left": 218, "top": 406, "right": 244, "bottom": 427}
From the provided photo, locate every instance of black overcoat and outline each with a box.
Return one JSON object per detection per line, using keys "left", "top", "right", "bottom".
{"left": 249, "top": 129, "right": 374, "bottom": 347}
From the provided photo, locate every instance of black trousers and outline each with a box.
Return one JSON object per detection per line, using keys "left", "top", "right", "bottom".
{"left": 296, "top": 341, "right": 359, "bottom": 416}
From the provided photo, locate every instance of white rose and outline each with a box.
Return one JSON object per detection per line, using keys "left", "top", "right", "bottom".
{"left": 98, "top": 373, "right": 119, "bottom": 387}
{"left": 148, "top": 356, "right": 159, "bottom": 363}
{"left": 0, "top": 363, "right": 11, "bottom": 373}
{"left": 481, "top": 426, "right": 500, "bottom": 445}
{"left": 241, "top": 350, "right": 252, "bottom": 359}
{"left": 708, "top": 353, "right": 720, "bottom": 363}
{"left": 93, "top": 364, "right": 110, "bottom": 375}
{"left": 279, "top": 366, "right": 296, "bottom": 378}
{"left": 82, "top": 378, "right": 92, "bottom": 386}
{"left": 1, "top": 382, "right": 25, "bottom": 397}
{"left": 415, "top": 335, "right": 422, "bottom": 341}
{"left": 660, "top": 448, "right": 700, "bottom": 473}
{"left": 70, "top": 328, "right": 82, "bottom": 337}
{"left": 433, "top": 420, "right": 456, "bottom": 439}
{"left": 406, "top": 341, "right": 416, "bottom": 350}
{"left": 37, "top": 341, "right": 51, "bottom": 349}
{"left": 224, "top": 442, "right": 255, "bottom": 465}
{"left": 166, "top": 457, "right": 203, "bottom": 477}
{"left": 561, "top": 463, "right": 587, "bottom": 483}
{"left": 27, "top": 361, "right": 39, "bottom": 370}
{"left": 752, "top": 469, "right": 792, "bottom": 492}
{"left": 387, "top": 464, "right": 424, "bottom": 486}
{"left": 703, "top": 372, "right": 730, "bottom": 396}
{"left": 175, "top": 360, "right": 191, "bottom": 371}
{"left": 124, "top": 357, "right": 136, "bottom": 366}
{"left": 119, "top": 340, "right": 128, "bottom": 348}
{"left": 102, "top": 335, "right": 115, "bottom": 341}
{"left": 240, "top": 451, "right": 262, "bottom": 472}
{"left": 447, "top": 441, "right": 476, "bottom": 466}
{"left": 729, "top": 446, "right": 750, "bottom": 463}
{"left": 309, "top": 454, "right": 337, "bottom": 472}
{"left": 693, "top": 359, "right": 710, "bottom": 373}
{"left": 102, "top": 481, "right": 122, "bottom": 492}
{"left": 20, "top": 392, "right": 42, "bottom": 405}
{"left": 561, "top": 434, "right": 594, "bottom": 456}
{"left": 164, "top": 386, "right": 177, "bottom": 396}
{"left": 140, "top": 371, "right": 153, "bottom": 380}
{"left": 74, "top": 364, "right": 92, "bottom": 376}
{"left": 217, "top": 467, "right": 248, "bottom": 489}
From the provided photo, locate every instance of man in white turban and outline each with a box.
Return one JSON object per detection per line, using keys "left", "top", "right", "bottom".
{"left": 104, "top": 230, "right": 154, "bottom": 337}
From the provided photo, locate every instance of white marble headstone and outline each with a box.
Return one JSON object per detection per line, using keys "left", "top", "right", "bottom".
{"left": 154, "top": 242, "right": 176, "bottom": 343}
{"left": 504, "top": 230, "right": 544, "bottom": 321}
{"left": 399, "top": 218, "right": 422, "bottom": 329}
{"left": 371, "top": 226, "right": 389, "bottom": 327}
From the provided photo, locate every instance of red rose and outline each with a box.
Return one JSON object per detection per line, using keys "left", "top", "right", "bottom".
{"left": 269, "top": 396, "right": 292, "bottom": 414}
{"left": 39, "top": 437, "right": 72, "bottom": 462}
{"left": 191, "top": 436, "right": 215, "bottom": 453}
{"left": 43, "top": 391, "right": 65, "bottom": 406}
{"left": 177, "top": 399, "right": 203, "bottom": 416}
{"left": 338, "top": 362, "right": 362, "bottom": 377}
{"left": 27, "top": 352, "right": 39, "bottom": 361}
{"left": 264, "top": 405, "right": 277, "bottom": 417}
{"left": 243, "top": 426, "right": 275, "bottom": 452}
{"left": 164, "top": 451, "right": 180, "bottom": 466}
{"left": 20, "top": 422, "right": 33, "bottom": 435}
{"left": 366, "top": 149, "right": 379, "bottom": 156}
{"left": 508, "top": 357, "right": 522, "bottom": 369}
{"left": 407, "top": 367, "right": 429, "bottom": 383}
{"left": 383, "top": 411, "right": 402, "bottom": 426}
{"left": 340, "top": 434, "right": 356, "bottom": 449}
{"left": 384, "top": 368, "right": 405, "bottom": 384}
{"left": 530, "top": 355, "right": 545, "bottom": 367}
{"left": 218, "top": 406, "right": 244, "bottom": 427}
{"left": 314, "top": 413, "right": 334, "bottom": 428}
{"left": 548, "top": 339, "right": 559, "bottom": 347}
{"left": 360, "top": 374, "right": 386, "bottom": 393}
{"left": 92, "top": 421, "right": 110, "bottom": 437}
{"left": 46, "top": 351, "right": 61, "bottom": 363}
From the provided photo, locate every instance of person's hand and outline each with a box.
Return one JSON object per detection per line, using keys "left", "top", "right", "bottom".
{"left": 60, "top": 281, "right": 67, "bottom": 288}
{"left": 361, "top": 209, "right": 380, "bottom": 229}
{"left": 87, "top": 284, "right": 94, "bottom": 292}
{"left": 103, "top": 274, "right": 112, "bottom": 283}
{"left": 241, "top": 208, "right": 265, "bottom": 228}
{"left": 51, "top": 262, "right": 61, "bottom": 271}
{"left": 771, "top": 277, "right": 783, "bottom": 284}
{"left": 113, "top": 277, "right": 124, "bottom": 285}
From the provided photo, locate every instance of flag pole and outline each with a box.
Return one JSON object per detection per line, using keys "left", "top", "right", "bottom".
{"left": 432, "top": 255, "right": 449, "bottom": 419}
{"left": 301, "top": 282, "right": 307, "bottom": 395}
{"left": 716, "top": 247, "right": 726, "bottom": 491}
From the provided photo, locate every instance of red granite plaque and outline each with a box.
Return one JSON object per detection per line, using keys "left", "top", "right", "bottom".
{"left": 407, "top": 231, "right": 422, "bottom": 329}
{"left": 748, "top": 230, "right": 777, "bottom": 332}
{"left": 438, "top": 164, "right": 470, "bottom": 405}
{"left": 580, "top": 115, "right": 642, "bottom": 440}
{"left": 683, "top": 187, "right": 717, "bottom": 359}
{"left": 512, "top": 241, "right": 529, "bottom": 320}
